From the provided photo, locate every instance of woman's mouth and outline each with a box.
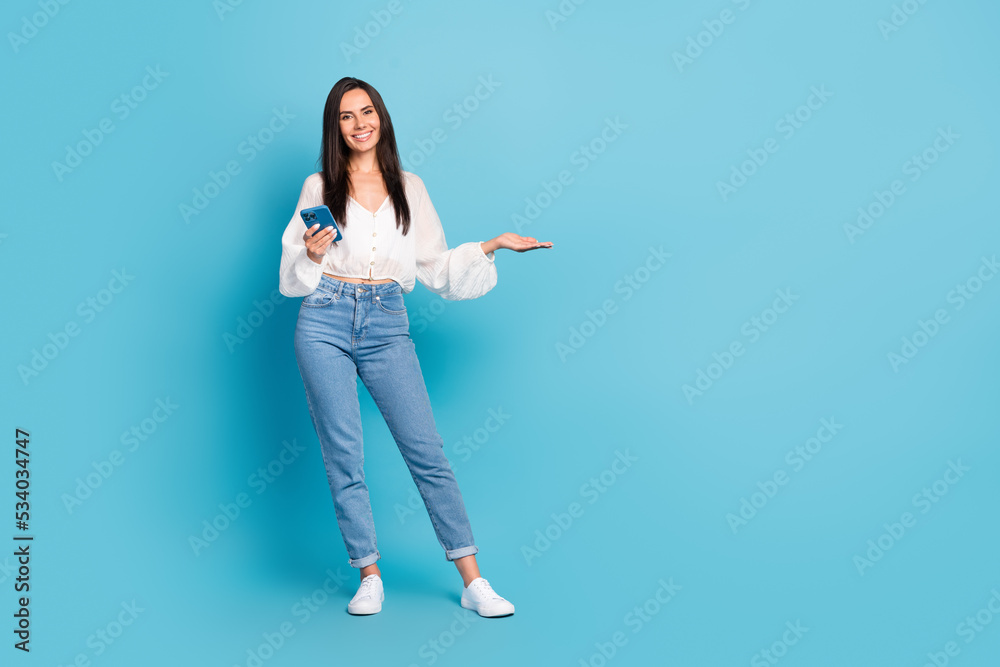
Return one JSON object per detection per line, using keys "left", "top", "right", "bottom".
{"left": 352, "top": 130, "right": 374, "bottom": 142}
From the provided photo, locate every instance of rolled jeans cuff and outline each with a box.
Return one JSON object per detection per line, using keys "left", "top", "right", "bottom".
{"left": 445, "top": 545, "right": 479, "bottom": 561}
{"left": 349, "top": 549, "right": 380, "bottom": 569}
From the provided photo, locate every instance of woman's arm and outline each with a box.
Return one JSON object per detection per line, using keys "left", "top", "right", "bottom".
{"left": 278, "top": 174, "right": 326, "bottom": 298}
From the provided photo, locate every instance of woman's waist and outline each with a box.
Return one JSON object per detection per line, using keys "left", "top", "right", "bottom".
{"left": 322, "top": 272, "right": 395, "bottom": 285}
{"left": 319, "top": 273, "right": 405, "bottom": 297}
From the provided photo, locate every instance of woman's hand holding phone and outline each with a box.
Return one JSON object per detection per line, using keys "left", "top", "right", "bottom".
{"left": 304, "top": 224, "right": 336, "bottom": 264}
{"left": 300, "top": 205, "right": 342, "bottom": 264}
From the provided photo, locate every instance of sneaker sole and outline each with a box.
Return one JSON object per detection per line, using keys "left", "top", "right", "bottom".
{"left": 348, "top": 592, "right": 384, "bottom": 615}
{"left": 461, "top": 597, "right": 514, "bottom": 617}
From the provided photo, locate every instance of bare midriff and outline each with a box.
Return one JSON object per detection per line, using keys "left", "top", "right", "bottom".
{"left": 323, "top": 272, "right": 394, "bottom": 285}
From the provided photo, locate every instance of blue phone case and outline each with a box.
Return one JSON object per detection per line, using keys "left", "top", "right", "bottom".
{"left": 300, "top": 205, "right": 343, "bottom": 243}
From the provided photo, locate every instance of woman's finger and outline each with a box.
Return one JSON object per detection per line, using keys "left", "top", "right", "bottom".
{"left": 304, "top": 226, "right": 335, "bottom": 252}
{"left": 301, "top": 224, "right": 320, "bottom": 244}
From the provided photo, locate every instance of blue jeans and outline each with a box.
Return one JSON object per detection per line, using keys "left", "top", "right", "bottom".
{"left": 293, "top": 275, "right": 479, "bottom": 568}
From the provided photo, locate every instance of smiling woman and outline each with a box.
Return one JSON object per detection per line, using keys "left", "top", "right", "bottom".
{"left": 278, "top": 76, "right": 553, "bottom": 618}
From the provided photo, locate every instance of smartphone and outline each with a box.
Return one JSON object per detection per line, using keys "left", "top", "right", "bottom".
{"left": 300, "top": 205, "right": 343, "bottom": 243}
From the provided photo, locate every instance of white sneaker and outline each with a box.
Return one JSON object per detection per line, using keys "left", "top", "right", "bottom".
{"left": 347, "top": 574, "right": 383, "bottom": 615}
{"left": 461, "top": 577, "right": 515, "bottom": 617}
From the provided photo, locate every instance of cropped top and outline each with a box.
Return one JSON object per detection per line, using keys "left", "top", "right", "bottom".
{"left": 278, "top": 171, "right": 497, "bottom": 300}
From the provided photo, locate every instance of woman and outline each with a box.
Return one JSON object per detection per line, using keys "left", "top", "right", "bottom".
{"left": 278, "top": 76, "right": 552, "bottom": 617}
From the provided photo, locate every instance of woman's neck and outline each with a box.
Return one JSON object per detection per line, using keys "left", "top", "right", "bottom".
{"left": 348, "top": 151, "right": 379, "bottom": 174}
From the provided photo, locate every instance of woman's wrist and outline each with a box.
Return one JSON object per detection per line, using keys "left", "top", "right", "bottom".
{"left": 480, "top": 240, "right": 498, "bottom": 256}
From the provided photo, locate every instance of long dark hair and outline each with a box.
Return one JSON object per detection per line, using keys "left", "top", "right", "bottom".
{"left": 318, "top": 77, "right": 411, "bottom": 235}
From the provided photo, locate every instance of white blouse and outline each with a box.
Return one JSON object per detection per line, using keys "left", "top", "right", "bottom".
{"left": 278, "top": 171, "right": 497, "bottom": 300}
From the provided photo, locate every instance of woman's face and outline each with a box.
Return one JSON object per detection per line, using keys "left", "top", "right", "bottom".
{"left": 339, "top": 88, "right": 380, "bottom": 154}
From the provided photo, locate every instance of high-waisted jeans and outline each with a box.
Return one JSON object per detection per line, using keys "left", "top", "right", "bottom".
{"left": 293, "top": 274, "right": 478, "bottom": 568}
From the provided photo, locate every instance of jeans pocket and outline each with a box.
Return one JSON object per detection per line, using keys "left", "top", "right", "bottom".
{"left": 375, "top": 292, "right": 406, "bottom": 315}
{"left": 302, "top": 286, "right": 336, "bottom": 308}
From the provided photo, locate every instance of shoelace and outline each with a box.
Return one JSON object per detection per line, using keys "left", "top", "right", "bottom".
{"left": 355, "top": 576, "right": 378, "bottom": 600}
{"left": 470, "top": 578, "right": 503, "bottom": 600}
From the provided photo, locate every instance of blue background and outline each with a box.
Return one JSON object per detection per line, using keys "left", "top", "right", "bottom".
{"left": 3, "top": 0, "right": 999, "bottom": 665}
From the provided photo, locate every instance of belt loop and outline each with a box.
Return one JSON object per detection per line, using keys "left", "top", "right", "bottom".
{"left": 335, "top": 281, "right": 344, "bottom": 298}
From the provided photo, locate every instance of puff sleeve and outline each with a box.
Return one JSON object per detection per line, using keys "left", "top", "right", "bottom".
{"left": 278, "top": 174, "right": 327, "bottom": 298}
{"left": 413, "top": 177, "right": 497, "bottom": 301}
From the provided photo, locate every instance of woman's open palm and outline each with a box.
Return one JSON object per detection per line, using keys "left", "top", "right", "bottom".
{"left": 495, "top": 232, "right": 553, "bottom": 253}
